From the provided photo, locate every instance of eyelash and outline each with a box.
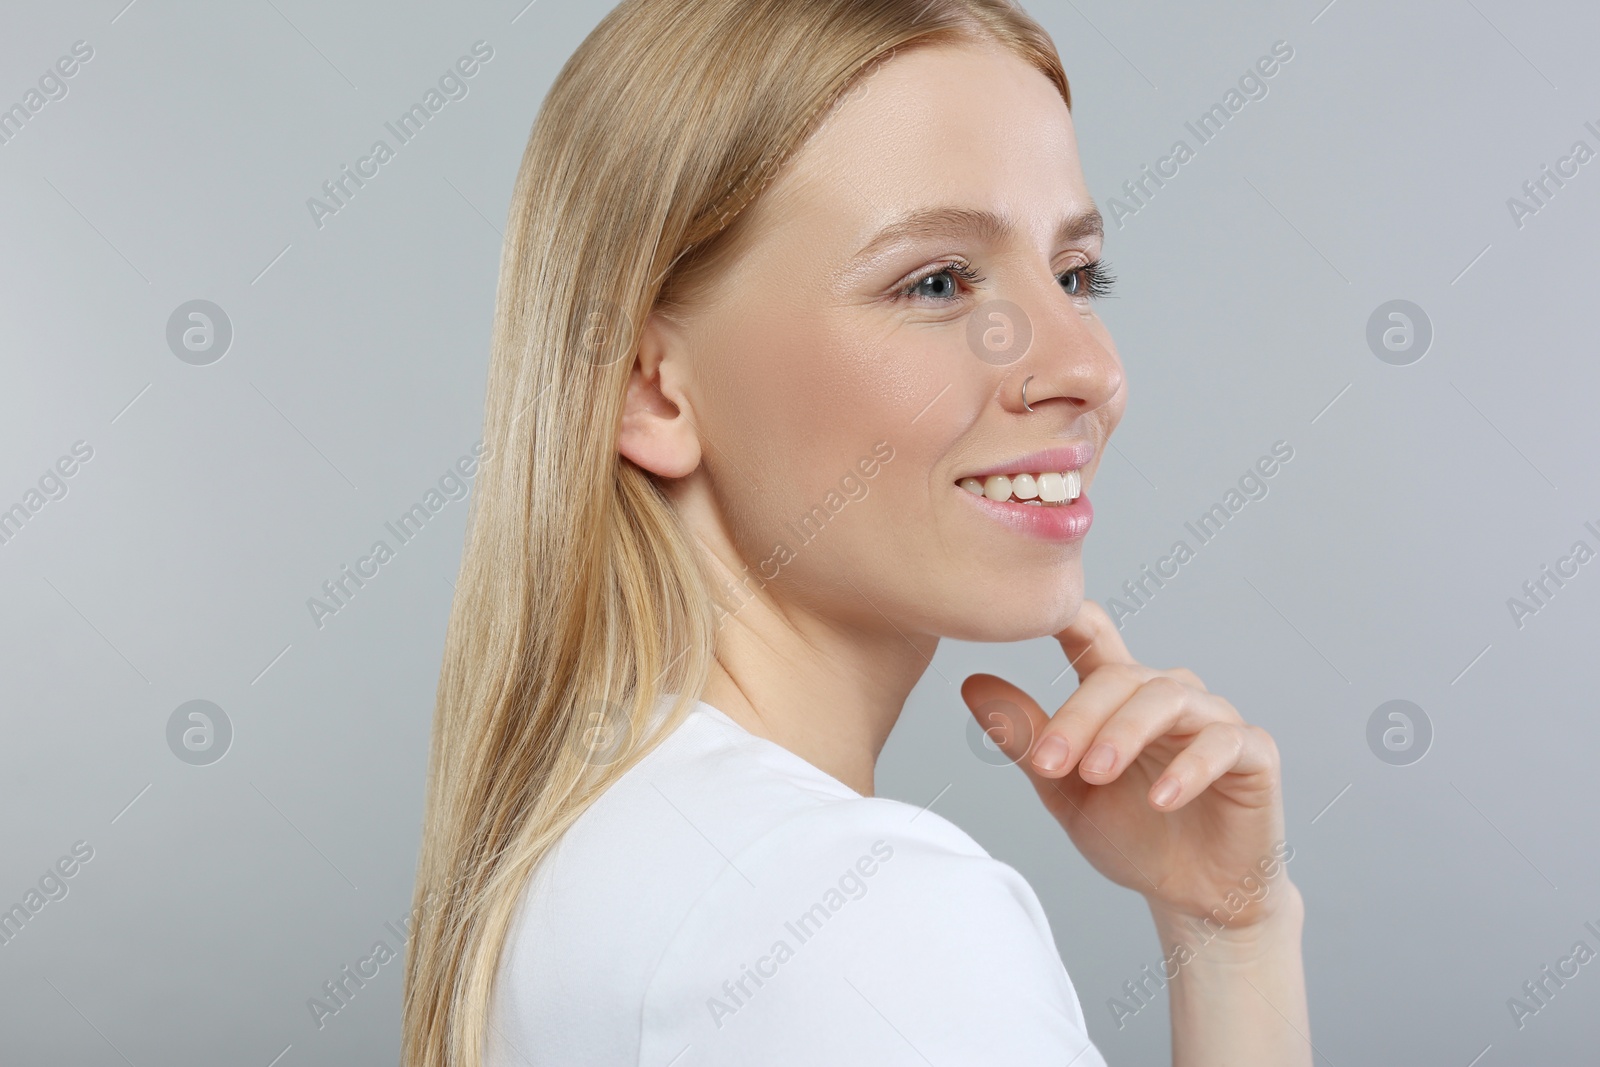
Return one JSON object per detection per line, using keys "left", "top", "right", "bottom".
{"left": 898, "top": 258, "right": 1117, "bottom": 303}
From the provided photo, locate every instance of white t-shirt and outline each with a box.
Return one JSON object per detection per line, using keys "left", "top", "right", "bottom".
{"left": 486, "top": 694, "right": 1108, "bottom": 1066}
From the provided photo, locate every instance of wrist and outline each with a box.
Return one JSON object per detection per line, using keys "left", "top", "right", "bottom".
{"left": 1150, "top": 882, "right": 1312, "bottom": 1066}
{"left": 1149, "top": 880, "right": 1304, "bottom": 968}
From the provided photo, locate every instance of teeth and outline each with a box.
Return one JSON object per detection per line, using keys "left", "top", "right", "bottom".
{"left": 959, "top": 470, "right": 1082, "bottom": 505}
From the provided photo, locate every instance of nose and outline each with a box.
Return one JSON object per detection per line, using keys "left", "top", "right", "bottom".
{"left": 993, "top": 290, "right": 1123, "bottom": 417}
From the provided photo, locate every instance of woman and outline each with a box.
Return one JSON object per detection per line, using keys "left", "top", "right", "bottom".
{"left": 402, "top": 0, "right": 1310, "bottom": 1063}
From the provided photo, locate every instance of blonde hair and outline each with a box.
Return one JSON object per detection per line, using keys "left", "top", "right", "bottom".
{"left": 401, "top": 0, "right": 1070, "bottom": 1062}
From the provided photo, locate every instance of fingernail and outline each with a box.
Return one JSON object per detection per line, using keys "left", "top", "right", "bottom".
{"left": 1150, "top": 777, "right": 1180, "bottom": 807}
{"left": 1033, "top": 736, "right": 1069, "bottom": 773}
{"left": 1081, "top": 742, "right": 1115, "bottom": 776}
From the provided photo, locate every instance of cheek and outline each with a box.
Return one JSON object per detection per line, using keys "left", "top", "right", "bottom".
{"left": 705, "top": 316, "right": 943, "bottom": 502}
{"left": 699, "top": 316, "right": 969, "bottom": 576}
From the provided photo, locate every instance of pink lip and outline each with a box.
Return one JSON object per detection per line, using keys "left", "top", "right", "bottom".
{"left": 957, "top": 441, "right": 1095, "bottom": 482}
{"left": 958, "top": 486, "right": 1094, "bottom": 542}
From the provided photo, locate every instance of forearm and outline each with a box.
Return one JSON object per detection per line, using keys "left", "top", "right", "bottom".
{"left": 1150, "top": 882, "right": 1311, "bottom": 1067}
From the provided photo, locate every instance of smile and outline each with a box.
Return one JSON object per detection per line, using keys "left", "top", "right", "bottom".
{"left": 957, "top": 469, "right": 1083, "bottom": 506}
{"left": 953, "top": 442, "right": 1095, "bottom": 542}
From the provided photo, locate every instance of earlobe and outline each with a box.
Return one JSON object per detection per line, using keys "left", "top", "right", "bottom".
{"left": 616, "top": 311, "right": 702, "bottom": 479}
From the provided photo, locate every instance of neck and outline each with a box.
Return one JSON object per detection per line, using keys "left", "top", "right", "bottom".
{"left": 693, "top": 550, "right": 936, "bottom": 798}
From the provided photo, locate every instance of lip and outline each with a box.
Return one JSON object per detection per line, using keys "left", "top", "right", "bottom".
{"left": 958, "top": 485, "right": 1094, "bottom": 542}
{"left": 957, "top": 441, "right": 1095, "bottom": 482}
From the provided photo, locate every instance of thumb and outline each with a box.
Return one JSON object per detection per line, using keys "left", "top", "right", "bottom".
{"left": 959, "top": 673, "right": 1053, "bottom": 772}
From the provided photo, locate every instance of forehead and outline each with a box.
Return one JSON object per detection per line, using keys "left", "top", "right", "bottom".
{"left": 747, "top": 42, "right": 1088, "bottom": 249}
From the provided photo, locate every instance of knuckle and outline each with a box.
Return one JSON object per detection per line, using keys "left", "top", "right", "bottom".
{"left": 1212, "top": 694, "right": 1244, "bottom": 722}
{"left": 1105, "top": 661, "right": 1141, "bottom": 684}
{"left": 1082, "top": 602, "right": 1129, "bottom": 650}
{"left": 1081, "top": 599, "right": 1112, "bottom": 630}
{"left": 1165, "top": 666, "right": 1207, "bottom": 691}
{"left": 1247, "top": 723, "right": 1282, "bottom": 761}
{"left": 1143, "top": 674, "right": 1188, "bottom": 701}
{"left": 1203, "top": 719, "right": 1246, "bottom": 749}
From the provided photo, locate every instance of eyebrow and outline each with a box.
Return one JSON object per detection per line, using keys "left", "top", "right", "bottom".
{"left": 850, "top": 205, "right": 1105, "bottom": 264}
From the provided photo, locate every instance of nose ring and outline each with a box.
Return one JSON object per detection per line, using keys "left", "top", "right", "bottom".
{"left": 1021, "top": 374, "right": 1035, "bottom": 411}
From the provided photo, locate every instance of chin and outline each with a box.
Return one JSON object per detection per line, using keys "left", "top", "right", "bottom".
{"left": 938, "top": 586, "right": 1084, "bottom": 644}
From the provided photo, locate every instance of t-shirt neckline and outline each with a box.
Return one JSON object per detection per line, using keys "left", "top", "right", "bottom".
{"left": 660, "top": 691, "right": 866, "bottom": 800}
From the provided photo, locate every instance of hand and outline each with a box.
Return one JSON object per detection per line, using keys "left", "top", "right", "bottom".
{"left": 960, "top": 600, "right": 1291, "bottom": 928}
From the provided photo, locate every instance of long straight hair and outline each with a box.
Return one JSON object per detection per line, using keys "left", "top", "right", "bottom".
{"left": 401, "top": 0, "right": 1070, "bottom": 1062}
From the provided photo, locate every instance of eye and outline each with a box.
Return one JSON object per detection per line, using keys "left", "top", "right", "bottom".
{"left": 1058, "top": 259, "right": 1117, "bottom": 300}
{"left": 899, "top": 261, "right": 986, "bottom": 302}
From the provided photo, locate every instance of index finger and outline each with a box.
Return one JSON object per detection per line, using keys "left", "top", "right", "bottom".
{"left": 1055, "top": 599, "right": 1140, "bottom": 682}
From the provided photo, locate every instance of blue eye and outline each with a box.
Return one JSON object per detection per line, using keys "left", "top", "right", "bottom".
{"left": 897, "top": 258, "right": 1118, "bottom": 303}
{"left": 900, "top": 261, "right": 986, "bottom": 301}
{"left": 1059, "top": 259, "right": 1117, "bottom": 299}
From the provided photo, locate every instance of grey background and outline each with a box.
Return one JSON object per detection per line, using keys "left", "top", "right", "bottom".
{"left": 1, "top": 0, "right": 1595, "bottom": 1063}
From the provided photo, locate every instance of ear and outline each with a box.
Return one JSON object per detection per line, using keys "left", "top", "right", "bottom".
{"left": 617, "top": 309, "right": 702, "bottom": 479}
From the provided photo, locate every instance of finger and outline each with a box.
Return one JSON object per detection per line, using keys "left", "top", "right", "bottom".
{"left": 1073, "top": 677, "right": 1233, "bottom": 785}
{"left": 1146, "top": 721, "right": 1278, "bottom": 811}
{"left": 1162, "top": 666, "right": 1208, "bottom": 692}
{"left": 1028, "top": 661, "right": 1152, "bottom": 777}
{"left": 960, "top": 673, "right": 1051, "bottom": 770}
{"left": 1055, "top": 599, "right": 1139, "bottom": 684}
